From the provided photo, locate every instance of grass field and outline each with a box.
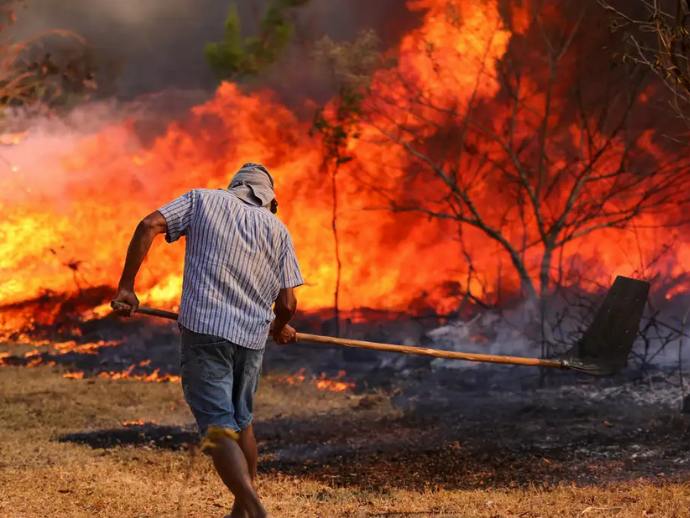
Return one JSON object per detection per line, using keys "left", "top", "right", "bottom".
{"left": 1, "top": 364, "right": 689, "bottom": 517}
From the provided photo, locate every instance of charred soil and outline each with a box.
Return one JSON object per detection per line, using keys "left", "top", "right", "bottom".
{"left": 1, "top": 317, "right": 690, "bottom": 516}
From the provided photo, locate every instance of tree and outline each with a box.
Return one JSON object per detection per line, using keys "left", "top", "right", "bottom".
{"left": 1, "top": 0, "right": 93, "bottom": 175}
{"left": 599, "top": 0, "right": 690, "bottom": 126}
{"left": 358, "top": 3, "right": 689, "bottom": 305}
{"left": 598, "top": 0, "right": 690, "bottom": 411}
{"left": 311, "top": 30, "right": 381, "bottom": 335}
{"left": 205, "top": 0, "right": 310, "bottom": 80}
{"left": 0, "top": 1, "right": 93, "bottom": 114}
{"left": 313, "top": 2, "right": 690, "bottom": 365}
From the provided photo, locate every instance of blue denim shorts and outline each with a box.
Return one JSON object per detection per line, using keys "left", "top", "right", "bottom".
{"left": 179, "top": 326, "right": 264, "bottom": 436}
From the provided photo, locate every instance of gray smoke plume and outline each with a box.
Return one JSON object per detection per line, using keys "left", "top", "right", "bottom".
{"left": 11, "top": 0, "right": 416, "bottom": 101}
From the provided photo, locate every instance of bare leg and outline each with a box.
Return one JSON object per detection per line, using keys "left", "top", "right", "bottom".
{"left": 209, "top": 435, "right": 266, "bottom": 518}
{"left": 238, "top": 424, "right": 258, "bottom": 480}
{"left": 228, "top": 425, "right": 259, "bottom": 518}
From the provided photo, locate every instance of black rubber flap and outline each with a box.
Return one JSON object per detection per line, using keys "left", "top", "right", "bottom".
{"left": 573, "top": 275, "right": 650, "bottom": 375}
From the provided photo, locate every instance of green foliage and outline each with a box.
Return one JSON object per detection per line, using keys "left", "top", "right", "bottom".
{"left": 312, "top": 87, "right": 363, "bottom": 165}
{"left": 205, "top": 0, "right": 310, "bottom": 80}
{"left": 311, "top": 30, "right": 383, "bottom": 165}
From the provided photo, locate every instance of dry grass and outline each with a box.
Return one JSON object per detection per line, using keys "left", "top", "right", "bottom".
{"left": 1, "top": 364, "right": 689, "bottom": 517}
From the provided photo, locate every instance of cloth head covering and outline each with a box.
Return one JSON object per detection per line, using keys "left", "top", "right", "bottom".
{"left": 228, "top": 163, "right": 275, "bottom": 208}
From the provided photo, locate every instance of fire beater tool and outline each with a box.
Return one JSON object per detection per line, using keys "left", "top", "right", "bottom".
{"left": 111, "top": 276, "right": 649, "bottom": 376}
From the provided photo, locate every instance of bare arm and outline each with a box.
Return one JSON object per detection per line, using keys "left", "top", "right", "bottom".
{"left": 112, "top": 211, "right": 167, "bottom": 315}
{"left": 271, "top": 287, "right": 297, "bottom": 343}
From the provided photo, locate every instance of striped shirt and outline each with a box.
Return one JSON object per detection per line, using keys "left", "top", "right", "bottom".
{"left": 158, "top": 189, "right": 303, "bottom": 349}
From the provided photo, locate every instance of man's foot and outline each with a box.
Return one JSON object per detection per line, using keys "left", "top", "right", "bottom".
{"left": 224, "top": 509, "right": 266, "bottom": 518}
{"left": 223, "top": 500, "right": 266, "bottom": 518}
{"left": 225, "top": 500, "right": 247, "bottom": 518}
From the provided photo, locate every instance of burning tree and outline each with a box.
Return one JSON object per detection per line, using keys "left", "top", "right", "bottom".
{"left": 324, "top": 2, "right": 690, "bottom": 307}
{"left": 311, "top": 31, "right": 382, "bottom": 335}
{"left": 597, "top": 0, "right": 690, "bottom": 410}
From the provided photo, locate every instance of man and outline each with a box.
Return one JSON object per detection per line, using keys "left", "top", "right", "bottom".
{"left": 112, "top": 163, "right": 303, "bottom": 518}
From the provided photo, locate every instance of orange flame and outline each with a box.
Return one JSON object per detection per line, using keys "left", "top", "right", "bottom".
{"left": 121, "top": 419, "right": 153, "bottom": 426}
{"left": 0, "top": 131, "right": 28, "bottom": 146}
{"left": 0, "top": 0, "right": 687, "bottom": 339}
{"left": 60, "top": 366, "right": 180, "bottom": 383}
{"left": 0, "top": 339, "right": 179, "bottom": 383}
{"left": 314, "top": 370, "right": 355, "bottom": 393}
{"left": 275, "top": 368, "right": 307, "bottom": 386}
{"left": 96, "top": 366, "right": 180, "bottom": 383}
{"left": 52, "top": 339, "right": 119, "bottom": 354}
{"left": 275, "top": 368, "right": 354, "bottom": 393}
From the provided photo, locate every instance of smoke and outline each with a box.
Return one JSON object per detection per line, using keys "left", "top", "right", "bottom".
{"left": 11, "top": 0, "right": 418, "bottom": 102}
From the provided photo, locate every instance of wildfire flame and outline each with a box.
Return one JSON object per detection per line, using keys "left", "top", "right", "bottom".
{"left": 96, "top": 367, "right": 181, "bottom": 383}
{"left": 274, "top": 368, "right": 355, "bottom": 393}
{"left": 0, "top": 131, "right": 27, "bottom": 146}
{"left": 60, "top": 367, "right": 180, "bottom": 383}
{"left": 0, "top": 340, "right": 181, "bottom": 383}
{"left": 1, "top": 0, "right": 688, "bottom": 340}
{"left": 276, "top": 367, "right": 307, "bottom": 386}
{"left": 314, "top": 370, "right": 355, "bottom": 393}
{"left": 121, "top": 419, "right": 153, "bottom": 427}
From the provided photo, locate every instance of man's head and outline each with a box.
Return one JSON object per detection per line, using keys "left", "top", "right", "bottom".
{"left": 228, "top": 163, "right": 277, "bottom": 213}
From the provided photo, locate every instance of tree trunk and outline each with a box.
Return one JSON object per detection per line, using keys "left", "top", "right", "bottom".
{"left": 538, "top": 245, "right": 555, "bottom": 300}
{"left": 509, "top": 253, "right": 538, "bottom": 303}
{"left": 537, "top": 244, "right": 556, "bottom": 386}
{"left": 539, "top": 244, "right": 556, "bottom": 357}
{"left": 331, "top": 164, "right": 342, "bottom": 337}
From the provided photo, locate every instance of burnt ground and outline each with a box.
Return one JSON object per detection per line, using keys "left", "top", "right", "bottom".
{"left": 264, "top": 382, "right": 689, "bottom": 490}
{"left": 7, "top": 312, "right": 685, "bottom": 496}
{"left": 53, "top": 371, "right": 690, "bottom": 492}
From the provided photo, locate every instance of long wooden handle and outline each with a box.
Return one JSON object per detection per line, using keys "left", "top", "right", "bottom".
{"left": 295, "top": 332, "right": 565, "bottom": 369}
{"left": 117, "top": 304, "right": 565, "bottom": 369}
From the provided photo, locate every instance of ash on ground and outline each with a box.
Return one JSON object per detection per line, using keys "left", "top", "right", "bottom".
{"left": 4, "top": 308, "right": 690, "bottom": 487}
